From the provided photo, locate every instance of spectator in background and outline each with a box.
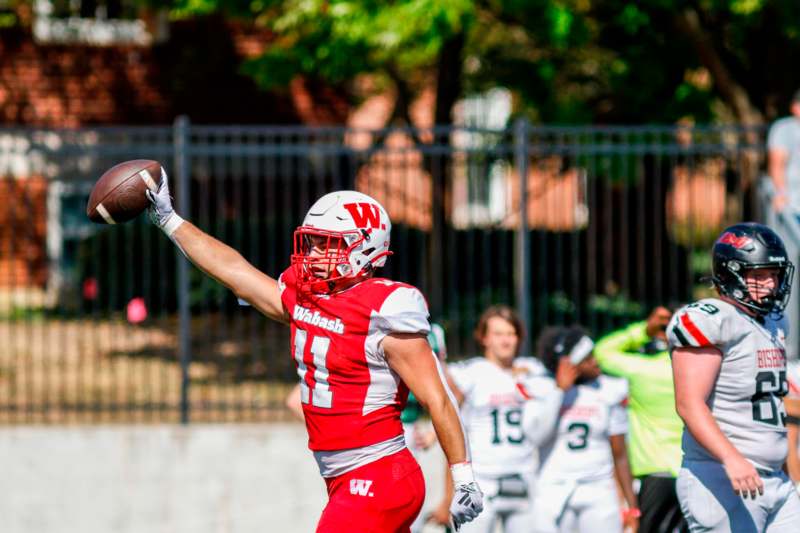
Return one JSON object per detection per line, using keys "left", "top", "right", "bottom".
{"left": 594, "top": 306, "right": 688, "bottom": 533}
{"left": 523, "top": 326, "right": 638, "bottom": 533}
{"left": 768, "top": 89, "right": 800, "bottom": 213}
{"left": 431, "top": 305, "right": 545, "bottom": 533}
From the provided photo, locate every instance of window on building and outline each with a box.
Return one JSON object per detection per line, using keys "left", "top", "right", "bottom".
{"left": 33, "top": 0, "right": 167, "bottom": 45}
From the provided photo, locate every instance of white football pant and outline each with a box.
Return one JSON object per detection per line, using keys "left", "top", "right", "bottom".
{"left": 533, "top": 476, "right": 622, "bottom": 533}
{"left": 677, "top": 459, "right": 800, "bottom": 533}
{"left": 457, "top": 472, "right": 537, "bottom": 533}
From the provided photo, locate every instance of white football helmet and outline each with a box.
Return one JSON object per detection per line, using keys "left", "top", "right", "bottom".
{"left": 291, "top": 190, "right": 392, "bottom": 293}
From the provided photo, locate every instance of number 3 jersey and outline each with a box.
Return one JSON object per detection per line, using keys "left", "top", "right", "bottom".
{"left": 448, "top": 357, "right": 546, "bottom": 477}
{"left": 667, "top": 297, "right": 789, "bottom": 471}
{"left": 526, "top": 375, "right": 629, "bottom": 484}
{"left": 279, "top": 267, "right": 431, "bottom": 455}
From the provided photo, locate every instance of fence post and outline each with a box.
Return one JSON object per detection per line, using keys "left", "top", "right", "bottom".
{"left": 514, "top": 118, "right": 531, "bottom": 355}
{"left": 174, "top": 116, "right": 192, "bottom": 424}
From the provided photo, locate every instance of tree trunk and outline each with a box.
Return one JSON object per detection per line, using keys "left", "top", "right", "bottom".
{"left": 673, "top": 8, "right": 763, "bottom": 126}
{"left": 673, "top": 8, "right": 763, "bottom": 189}
{"left": 427, "top": 31, "right": 465, "bottom": 317}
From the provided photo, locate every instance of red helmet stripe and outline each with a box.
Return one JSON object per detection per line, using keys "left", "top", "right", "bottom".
{"left": 680, "top": 313, "right": 711, "bottom": 347}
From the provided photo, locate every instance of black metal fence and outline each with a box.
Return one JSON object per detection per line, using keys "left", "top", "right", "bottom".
{"left": 0, "top": 120, "right": 768, "bottom": 423}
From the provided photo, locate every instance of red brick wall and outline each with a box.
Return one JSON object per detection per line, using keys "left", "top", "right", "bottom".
{"left": 0, "top": 17, "right": 302, "bottom": 126}
{"left": 0, "top": 176, "right": 47, "bottom": 287}
{"left": 0, "top": 16, "right": 355, "bottom": 288}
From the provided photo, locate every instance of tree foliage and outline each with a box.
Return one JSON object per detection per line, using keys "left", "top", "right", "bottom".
{"left": 156, "top": 0, "right": 800, "bottom": 125}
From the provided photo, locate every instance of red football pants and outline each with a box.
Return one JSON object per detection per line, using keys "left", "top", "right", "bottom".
{"left": 316, "top": 448, "right": 425, "bottom": 533}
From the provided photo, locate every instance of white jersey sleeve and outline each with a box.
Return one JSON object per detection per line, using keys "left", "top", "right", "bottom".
{"left": 365, "top": 286, "right": 431, "bottom": 362}
{"left": 667, "top": 298, "right": 727, "bottom": 350}
{"left": 521, "top": 375, "right": 564, "bottom": 446}
{"left": 448, "top": 358, "right": 481, "bottom": 397}
{"left": 604, "top": 377, "right": 629, "bottom": 436}
{"left": 370, "top": 287, "right": 430, "bottom": 336}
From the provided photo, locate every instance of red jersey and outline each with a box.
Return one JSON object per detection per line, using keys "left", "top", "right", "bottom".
{"left": 279, "top": 266, "right": 431, "bottom": 451}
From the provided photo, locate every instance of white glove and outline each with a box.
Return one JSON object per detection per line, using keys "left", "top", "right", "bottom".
{"left": 145, "top": 167, "right": 183, "bottom": 236}
{"left": 449, "top": 463, "right": 483, "bottom": 531}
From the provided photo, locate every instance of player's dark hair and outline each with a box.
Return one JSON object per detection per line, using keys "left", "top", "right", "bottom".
{"left": 536, "top": 325, "right": 590, "bottom": 374}
{"left": 473, "top": 305, "right": 525, "bottom": 353}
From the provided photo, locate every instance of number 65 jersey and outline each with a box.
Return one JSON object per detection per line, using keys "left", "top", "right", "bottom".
{"left": 667, "top": 297, "right": 789, "bottom": 471}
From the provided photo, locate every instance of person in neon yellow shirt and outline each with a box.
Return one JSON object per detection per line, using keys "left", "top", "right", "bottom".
{"left": 594, "top": 306, "right": 687, "bottom": 533}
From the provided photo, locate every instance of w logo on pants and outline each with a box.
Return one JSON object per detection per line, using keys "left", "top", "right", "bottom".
{"left": 349, "top": 479, "right": 374, "bottom": 497}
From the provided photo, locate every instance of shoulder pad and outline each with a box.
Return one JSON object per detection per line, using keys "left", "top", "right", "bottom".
{"left": 599, "top": 375, "right": 629, "bottom": 405}
{"left": 667, "top": 299, "right": 727, "bottom": 349}
{"left": 513, "top": 357, "right": 547, "bottom": 377}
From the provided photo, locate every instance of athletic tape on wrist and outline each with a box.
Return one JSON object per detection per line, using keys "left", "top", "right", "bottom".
{"left": 450, "top": 462, "right": 475, "bottom": 486}
{"left": 162, "top": 213, "right": 184, "bottom": 238}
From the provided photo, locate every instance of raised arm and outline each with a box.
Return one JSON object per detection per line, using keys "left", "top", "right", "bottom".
{"left": 593, "top": 321, "right": 649, "bottom": 377}
{"left": 382, "top": 333, "right": 483, "bottom": 529}
{"left": 147, "top": 169, "right": 287, "bottom": 323}
{"left": 522, "top": 357, "right": 576, "bottom": 446}
{"left": 672, "top": 345, "right": 763, "bottom": 498}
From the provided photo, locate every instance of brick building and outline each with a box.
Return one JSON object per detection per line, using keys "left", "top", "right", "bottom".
{"left": 0, "top": 9, "right": 350, "bottom": 293}
{"left": 0, "top": 6, "right": 590, "bottom": 297}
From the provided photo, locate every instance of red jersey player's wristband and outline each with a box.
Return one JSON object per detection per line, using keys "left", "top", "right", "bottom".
{"left": 621, "top": 508, "right": 641, "bottom": 521}
{"left": 450, "top": 462, "right": 475, "bottom": 485}
{"left": 161, "top": 213, "right": 185, "bottom": 238}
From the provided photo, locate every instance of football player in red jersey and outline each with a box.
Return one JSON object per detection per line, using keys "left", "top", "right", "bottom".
{"left": 146, "top": 169, "right": 483, "bottom": 532}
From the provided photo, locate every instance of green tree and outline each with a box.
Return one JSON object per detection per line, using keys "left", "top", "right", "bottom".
{"left": 156, "top": 0, "right": 800, "bottom": 125}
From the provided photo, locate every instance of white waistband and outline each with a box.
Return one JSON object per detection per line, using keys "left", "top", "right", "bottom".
{"left": 314, "top": 435, "right": 406, "bottom": 478}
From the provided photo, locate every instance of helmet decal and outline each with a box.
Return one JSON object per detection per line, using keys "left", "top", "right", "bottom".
{"left": 343, "top": 202, "right": 386, "bottom": 230}
{"left": 718, "top": 232, "right": 753, "bottom": 250}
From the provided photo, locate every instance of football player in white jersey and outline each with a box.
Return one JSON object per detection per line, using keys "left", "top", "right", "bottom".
{"left": 431, "top": 305, "right": 546, "bottom": 533}
{"left": 522, "top": 326, "right": 639, "bottom": 533}
{"left": 669, "top": 222, "right": 800, "bottom": 532}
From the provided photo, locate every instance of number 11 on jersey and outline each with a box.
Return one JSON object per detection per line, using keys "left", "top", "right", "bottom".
{"left": 294, "top": 330, "right": 333, "bottom": 408}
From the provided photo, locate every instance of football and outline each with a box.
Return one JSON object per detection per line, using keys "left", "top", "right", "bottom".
{"left": 86, "top": 159, "right": 163, "bottom": 224}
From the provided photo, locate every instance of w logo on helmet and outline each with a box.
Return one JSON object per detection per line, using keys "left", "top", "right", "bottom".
{"left": 718, "top": 232, "right": 752, "bottom": 250}
{"left": 343, "top": 202, "right": 386, "bottom": 230}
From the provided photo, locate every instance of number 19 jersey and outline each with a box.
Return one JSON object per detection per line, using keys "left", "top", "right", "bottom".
{"left": 667, "top": 297, "right": 789, "bottom": 471}
{"left": 448, "top": 357, "right": 545, "bottom": 477}
{"left": 279, "top": 267, "right": 431, "bottom": 452}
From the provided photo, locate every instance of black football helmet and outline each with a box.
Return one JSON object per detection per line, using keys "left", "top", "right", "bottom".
{"left": 711, "top": 222, "right": 794, "bottom": 317}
